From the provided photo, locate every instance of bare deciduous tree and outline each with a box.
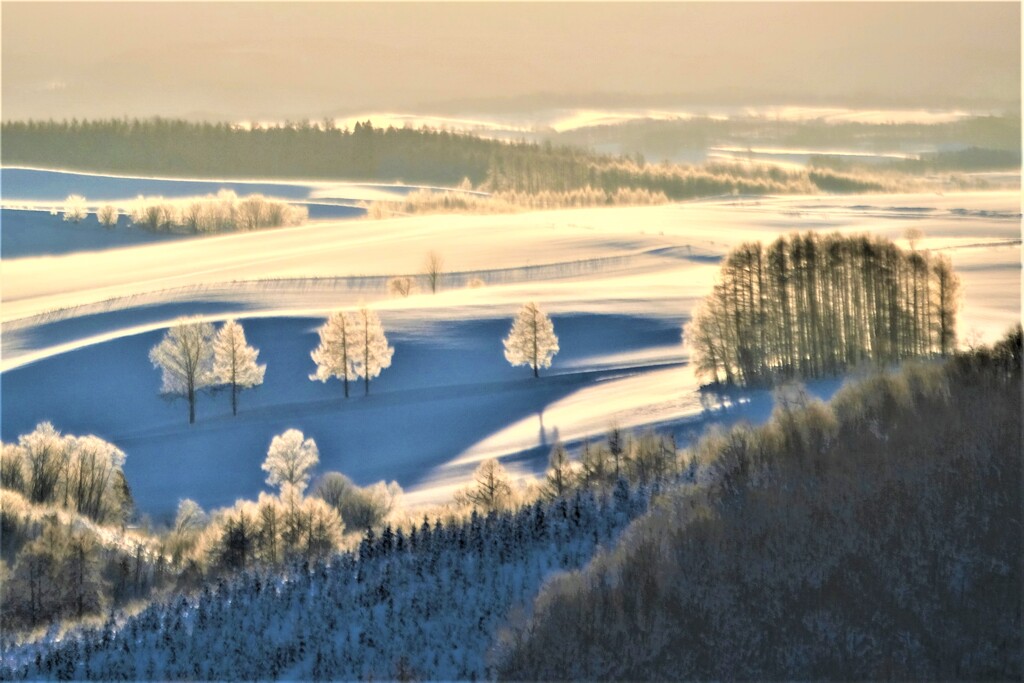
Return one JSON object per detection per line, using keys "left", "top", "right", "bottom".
{"left": 423, "top": 251, "right": 444, "bottom": 294}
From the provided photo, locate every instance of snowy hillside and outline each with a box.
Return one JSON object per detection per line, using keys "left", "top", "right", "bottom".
{"left": 1, "top": 174, "right": 1020, "bottom": 522}
{"left": 0, "top": 484, "right": 655, "bottom": 680}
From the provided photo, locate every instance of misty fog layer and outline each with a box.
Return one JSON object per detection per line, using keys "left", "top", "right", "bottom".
{"left": 2, "top": 2, "right": 1020, "bottom": 121}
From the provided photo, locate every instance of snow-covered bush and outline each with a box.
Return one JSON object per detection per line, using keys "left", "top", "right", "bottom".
{"left": 2, "top": 422, "right": 129, "bottom": 525}
{"left": 61, "top": 194, "right": 88, "bottom": 223}
{"left": 96, "top": 204, "right": 119, "bottom": 227}
{"left": 314, "top": 472, "right": 401, "bottom": 532}
{"left": 387, "top": 276, "right": 416, "bottom": 297}
{"left": 128, "top": 191, "right": 307, "bottom": 233}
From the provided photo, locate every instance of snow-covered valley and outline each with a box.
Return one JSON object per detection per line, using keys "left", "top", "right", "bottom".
{"left": 2, "top": 170, "right": 1020, "bottom": 521}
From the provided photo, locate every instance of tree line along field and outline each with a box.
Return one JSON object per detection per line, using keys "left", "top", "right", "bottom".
{"left": 0, "top": 118, "right": 950, "bottom": 203}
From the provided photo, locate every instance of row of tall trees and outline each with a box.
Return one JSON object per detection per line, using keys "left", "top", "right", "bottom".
{"left": 686, "top": 232, "right": 960, "bottom": 386}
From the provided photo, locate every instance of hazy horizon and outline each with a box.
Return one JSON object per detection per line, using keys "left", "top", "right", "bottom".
{"left": 2, "top": 2, "right": 1021, "bottom": 122}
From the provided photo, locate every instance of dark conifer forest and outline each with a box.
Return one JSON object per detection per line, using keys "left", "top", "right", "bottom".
{"left": 1, "top": 118, "right": 890, "bottom": 198}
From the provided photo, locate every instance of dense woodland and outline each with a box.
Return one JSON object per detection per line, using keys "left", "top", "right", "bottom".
{"left": 498, "top": 328, "right": 1022, "bottom": 680}
{"left": 1, "top": 119, "right": 896, "bottom": 199}
{"left": 686, "top": 233, "right": 959, "bottom": 386}
{"left": 0, "top": 479, "right": 658, "bottom": 680}
{"left": 2, "top": 332, "right": 1018, "bottom": 680}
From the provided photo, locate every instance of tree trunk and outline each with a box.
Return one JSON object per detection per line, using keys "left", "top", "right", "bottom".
{"left": 231, "top": 382, "right": 238, "bottom": 416}
{"left": 532, "top": 313, "right": 539, "bottom": 378}
{"left": 188, "top": 385, "right": 196, "bottom": 424}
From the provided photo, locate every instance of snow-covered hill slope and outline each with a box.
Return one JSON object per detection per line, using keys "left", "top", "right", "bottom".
{"left": 2, "top": 183, "right": 1019, "bottom": 521}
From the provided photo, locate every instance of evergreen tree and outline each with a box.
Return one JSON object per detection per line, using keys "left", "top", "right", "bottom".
{"left": 544, "top": 441, "right": 573, "bottom": 499}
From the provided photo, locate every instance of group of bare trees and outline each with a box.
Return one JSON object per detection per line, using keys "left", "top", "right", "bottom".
{"left": 686, "top": 232, "right": 960, "bottom": 386}
{"left": 1, "top": 423, "right": 130, "bottom": 525}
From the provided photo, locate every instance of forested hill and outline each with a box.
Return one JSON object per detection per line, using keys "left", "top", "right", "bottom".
{"left": 0, "top": 118, "right": 888, "bottom": 198}
{"left": 498, "top": 328, "right": 1023, "bottom": 680}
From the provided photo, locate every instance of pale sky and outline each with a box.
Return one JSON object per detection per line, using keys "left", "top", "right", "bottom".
{"left": 1, "top": 2, "right": 1020, "bottom": 121}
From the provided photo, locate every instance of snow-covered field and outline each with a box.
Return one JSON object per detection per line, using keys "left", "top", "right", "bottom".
{"left": 2, "top": 170, "right": 1019, "bottom": 521}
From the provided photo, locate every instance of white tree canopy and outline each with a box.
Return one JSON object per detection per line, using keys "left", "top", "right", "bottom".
{"left": 212, "top": 320, "right": 266, "bottom": 415}
{"left": 310, "top": 311, "right": 357, "bottom": 398}
{"left": 262, "top": 429, "right": 320, "bottom": 494}
{"left": 503, "top": 302, "right": 559, "bottom": 377}
{"left": 149, "top": 320, "right": 215, "bottom": 423}
{"left": 352, "top": 307, "right": 394, "bottom": 395}
{"left": 62, "top": 194, "right": 88, "bottom": 223}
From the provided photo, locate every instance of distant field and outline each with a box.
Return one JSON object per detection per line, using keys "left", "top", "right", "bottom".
{"left": 0, "top": 167, "right": 488, "bottom": 258}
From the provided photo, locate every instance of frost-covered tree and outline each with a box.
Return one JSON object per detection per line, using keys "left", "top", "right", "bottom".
{"left": 503, "top": 302, "right": 559, "bottom": 377}
{"left": 96, "top": 204, "right": 119, "bottom": 228}
{"left": 455, "top": 458, "right": 513, "bottom": 512}
{"left": 352, "top": 307, "right": 394, "bottom": 396}
{"left": 149, "top": 320, "right": 215, "bottom": 424}
{"left": 62, "top": 194, "right": 88, "bottom": 223}
{"left": 310, "top": 311, "right": 357, "bottom": 398}
{"left": 314, "top": 473, "right": 401, "bottom": 530}
{"left": 63, "top": 435, "right": 128, "bottom": 523}
{"left": 3, "top": 424, "right": 129, "bottom": 524}
{"left": 212, "top": 320, "right": 266, "bottom": 416}
{"left": 262, "top": 429, "right": 319, "bottom": 494}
